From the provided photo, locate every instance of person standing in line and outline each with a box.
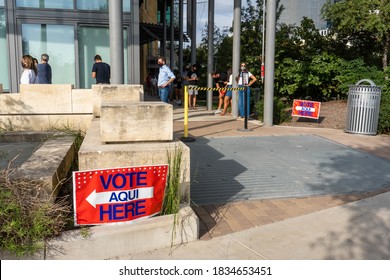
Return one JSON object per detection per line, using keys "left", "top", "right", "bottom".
{"left": 213, "top": 70, "right": 228, "bottom": 114}
{"left": 187, "top": 64, "right": 199, "bottom": 109}
{"left": 181, "top": 65, "right": 190, "bottom": 103}
{"left": 174, "top": 71, "right": 183, "bottom": 105}
{"left": 36, "top": 53, "right": 52, "bottom": 84}
{"left": 157, "top": 56, "right": 175, "bottom": 103}
{"left": 92, "top": 54, "right": 111, "bottom": 84}
{"left": 20, "top": 54, "right": 36, "bottom": 84}
{"left": 220, "top": 68, "right": 233, "bottom": 116}
{"left": 150, "top": 75, "right": 157, "bottom": 96}
{"left": 236, "top": 62, "right": 257, "bottom": 118}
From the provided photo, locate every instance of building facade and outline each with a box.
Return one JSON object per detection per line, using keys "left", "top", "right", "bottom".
{"left": 278, "top": 0, "right": 329, "bottom": 30}
{"left": 0, "top": 0, "right": 183, "bottom": 93}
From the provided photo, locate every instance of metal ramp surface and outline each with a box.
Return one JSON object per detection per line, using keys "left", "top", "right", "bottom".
{"left": 187, "top": 135, "right": 390, "bottom": 205}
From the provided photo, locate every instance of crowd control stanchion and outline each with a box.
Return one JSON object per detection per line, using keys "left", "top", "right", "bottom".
{"left": 180, "top": 85, "right": 195, "bottom": 142}
{"left": 238, "top": 74, "right": 251, "bottom": 132}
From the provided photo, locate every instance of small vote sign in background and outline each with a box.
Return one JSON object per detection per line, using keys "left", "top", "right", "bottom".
{"left": 292, "top": 99, "right": 321, "bottom": 119}
{"left": 73, "top": 164, "right": 169, "bottom": 225}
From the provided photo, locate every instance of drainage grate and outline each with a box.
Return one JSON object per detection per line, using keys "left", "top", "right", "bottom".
{"left": 187, "top": 135, "right": 390, "bottom": 205}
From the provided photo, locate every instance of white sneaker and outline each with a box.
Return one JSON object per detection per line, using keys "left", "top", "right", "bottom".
{"left": 214, "top": 109, "right": 222, "bottom": 114}
{"left": 177, "top": 100, "right": 182, "bottom": 105}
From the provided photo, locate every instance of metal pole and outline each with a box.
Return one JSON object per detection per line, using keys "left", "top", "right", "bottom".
{"left": 232, "top": 0, "right": 241, "bottom": 118}
{"left": 179, "top": 0, "right": 184, "bottom": 75}
{"left": 130, "top": 0, "right": 140, "bottom": 84}
{"left": 261, "top": 0, "right": 266, "bottom": 83}
{"left": 207, "top": 0, "right": 215, "bottom": 110}
{"left": 109, "top": 0, "right": 124, "bottom": 84}
{"left": 264, "top": 0, "right": 276, "bottom": 126}
{"left": 191, "top": 0, "right": 197, "bottom": 65}
{"left": 170, "top": 0, "right": 174, "bottom": 69}
{"left": 162, "top": 0, "right": 167, "bottom": 56}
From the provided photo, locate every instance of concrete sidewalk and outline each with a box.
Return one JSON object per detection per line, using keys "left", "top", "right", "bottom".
{"left": 123, "top": 190, "right": 390, "bottom": 259}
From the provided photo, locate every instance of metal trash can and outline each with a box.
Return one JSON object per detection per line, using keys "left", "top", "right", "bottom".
{"left": 345, "top": 79, "right": 382, "bottom": 135}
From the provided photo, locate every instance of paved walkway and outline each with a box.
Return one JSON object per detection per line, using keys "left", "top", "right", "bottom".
{"left": 170, "top": 105, "right": 390, "bottom": 241}
{"left": 119, "top": 100, "right": 390, "bottom": 259}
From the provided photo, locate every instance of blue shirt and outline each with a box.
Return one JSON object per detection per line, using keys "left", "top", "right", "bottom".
{"left": 36, "top": 63, "right": 52, "bottom": 84}
{"left": 158, "top": 65, "right": 175, "bottom": 86}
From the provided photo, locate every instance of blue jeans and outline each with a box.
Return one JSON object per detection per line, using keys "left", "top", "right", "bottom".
{"left": 159, "top": 87, "right": 170, "bottom": 103}
{"left": 238, "top": 86, "right": 251, "bottom": 117}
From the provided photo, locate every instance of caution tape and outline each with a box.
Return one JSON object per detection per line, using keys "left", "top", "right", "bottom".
{"left": 186, "top": 86, "right": 245, "bottom": 91}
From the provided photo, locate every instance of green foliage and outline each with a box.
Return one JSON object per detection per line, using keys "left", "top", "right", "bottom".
{"left": 0, "top": 170, "right": 71, "bottom": 256}
{"left": 378, "top": 82, "right": 390, "bottom": 134}
{"left": 255, "top": 97, "right": 291, "bottom": 125}
{"left": 321, "top": 0, "right": 390, "bottom": 70}
{"left": 161, "top": 147, "right": 182, "bottom": 216}
{"left": 275, "top": 52, "right": 342, "bottom": 101}
{"left": 335, "top": 59, "right": 384, "bottom": 96}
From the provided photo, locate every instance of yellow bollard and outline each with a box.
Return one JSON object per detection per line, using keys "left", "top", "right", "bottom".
{"left": 180, "top": 85, "right": 195, "bottom": 142}
{"left": 184, "top": 85, "right": 189, "bottom": 137}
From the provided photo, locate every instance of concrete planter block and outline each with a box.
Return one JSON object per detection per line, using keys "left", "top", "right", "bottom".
{"left": 11, "top": 135, "right": 77, "bottom": 202}
{"left": 79, "top": 119, "right": 190, "bottom": 202}
{"left": 71, "top": 89, "right": 93, "bottom": 113}
{"left": 92, "top": 84, "right": 144, "bottom": 117}
{"left": 0, "top": 93, "right": 23, "bottom": 114}
{"left": 0, "top": 115, "right": 93, "bottom": 132}
{"left": 100, "top": 101, "right": 173, "bottom": 142}
{"left": 19, "top": 84, "right": 74, "bottom": 113}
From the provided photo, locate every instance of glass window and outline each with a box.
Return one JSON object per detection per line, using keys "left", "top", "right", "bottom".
{"left": 77, "top": 0, "right": 130, "bottom": 12}
{"left": 77, "top": 0, "right": 108, "bottom": 11}
{"left": 0, "top": 8, "right": 9, "bottom": 90}
{"left": 0, "top": 0, "right": 4, "bottom": 7}
{"left": 78, "top": 26, "right": 127, "bottom": 89}
{"left": 22, "top": 24, "right": 76, "bottom": 85}
{"left": 123, "top": 0, "right": 130, "bottom": 12}
{"left": 16, "top": 0, "right": 73, "bottom": 9}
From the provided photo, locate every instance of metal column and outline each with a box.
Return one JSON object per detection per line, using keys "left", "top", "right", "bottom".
{"left": 207, "top": 0, "right": 215, "bottom": 110}
{"left": 109, "top": 0, "right": 124, "bottom": 84}
{"left": 178, "top": 0, "right": 184, "bottom": 74}
{"left": 129, "top": 0, "right": 140, "bottom": 84}
{"left": 191, "top": 0, "right": 197, "bottom": 65}
{"left": 264, "top": 0, "right": 276, "bottom": 126}
{"left": 231, "top": 0, "right": 241, "bottom": 118}
{"left": 170, "top": 0, "right": 174, "bottom": 68}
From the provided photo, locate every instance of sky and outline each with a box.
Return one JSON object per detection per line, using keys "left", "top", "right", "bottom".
{"left": 194, "top": 1, "right": 238, "bottom": 44}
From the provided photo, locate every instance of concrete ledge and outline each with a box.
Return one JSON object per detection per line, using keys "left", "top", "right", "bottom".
{"left": 19, "top": 84, "right": 74, "bottom": 94}
{"left": 1, "top": 205, "right": 199, "bottom": 260}
{"left": 11, "top": 134, "right": 77, "bottom": 201}
{"left": 18, "top": 84, "right": 74, "bottom": 114}
{"left": 92, "top": 84, "right": 144, "bottom": 117}
{"left": 71, "top": 89, "right": 93, "bottom": 113}
{"left": 0, "top": 114, "right": 93, "bottom": 132}
{"left": 79, "top": 119, "right": 190, "bottom": 201}
{"left": 0, "top": 131, "right": 61, "bottom": 142}
{"left": 100, "top": 102, "right": 173, "bottom": 142}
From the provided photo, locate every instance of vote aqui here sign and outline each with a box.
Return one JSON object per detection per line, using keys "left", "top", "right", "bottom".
{"left": 292, "top": 99, "right": 321, "bottom": 119}
{"left": 73, "top": 164, "right": 168, "bottom": 226}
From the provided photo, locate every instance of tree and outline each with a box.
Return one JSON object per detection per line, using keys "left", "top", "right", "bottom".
{"left": 239, "top": 0, "right": 284, "bottom": 84}
{"left": 322, "top": 0, "right": 390, "bottom": 71}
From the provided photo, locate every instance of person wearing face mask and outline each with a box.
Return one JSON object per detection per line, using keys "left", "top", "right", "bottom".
{"left": 236, "top": 63, "right": 257, "bottom": 118}
{"left": 20, "top": 54, "right": 37, "bottom": 84}
{"left": 157, "top": 56, "right": 175, "bottom": 103}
